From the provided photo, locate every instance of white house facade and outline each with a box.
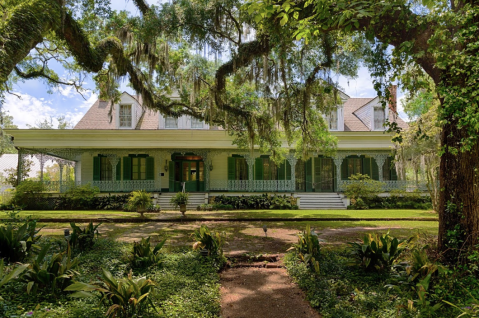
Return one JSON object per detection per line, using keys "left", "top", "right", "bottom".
{"left": 6, "top": 88, "right": 410, "bottom": 201}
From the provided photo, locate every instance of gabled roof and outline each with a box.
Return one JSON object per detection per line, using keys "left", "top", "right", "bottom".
{"left": 74, "top": 93, "right": 408, "bottom": 131}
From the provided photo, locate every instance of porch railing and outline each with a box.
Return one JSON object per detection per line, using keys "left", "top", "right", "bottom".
{"left": 339, "top": 180, "right": 429, "bottom": 192}
{"left": 210, "top": 180, "right": 296, "bottom": 192}
{"left": 31, "top": 180, "right": 157, "bottom": 193}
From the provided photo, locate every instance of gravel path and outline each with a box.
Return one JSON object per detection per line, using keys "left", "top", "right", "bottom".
{"left": 220, "top": 267, "right": 320, "bottom": 318}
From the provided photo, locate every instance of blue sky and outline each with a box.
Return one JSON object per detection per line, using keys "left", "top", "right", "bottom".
{"left": 2, "top": 1, "right": 407, "bottom": 128}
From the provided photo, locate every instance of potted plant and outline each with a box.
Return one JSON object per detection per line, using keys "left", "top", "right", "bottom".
{"left": 170, "top": 192, "right": 189, "bottom": 216}
{"left": 128, "top": 190, "right": 153, "bottom": 218}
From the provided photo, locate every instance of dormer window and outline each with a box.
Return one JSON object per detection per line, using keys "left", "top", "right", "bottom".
{"left": 328, "top": 110, "right": 338, "bottom": 130}
{"left": 165, "top": 116, "right": 178, "bottom": 128}
{"left": 373, "top": 107, "right": 385, "bottom": 130}
{"left": 191, "top": 117, "right": 204, "bottom": 129}
{"left": 119, "top": 104, "right": 132, "bottom": 127}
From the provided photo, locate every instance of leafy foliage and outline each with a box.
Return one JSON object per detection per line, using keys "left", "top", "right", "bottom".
{"left": 192, "top": 225, "right": 226, "bottom": 256}
{"left": 289, "top": 225, "right": 321, "bottom": 273}
{"left": 69, "top": 221, "right": 101, "bottom": 252}
{"left": 59, "top": 184, "right": 100, "bottom": 210}
{"left": 0, "top": 217, "right": 41, "bottom": 262}
{"left": 343, "top": 174, "right": 384, "bottom": 209}
{"left": 0, "top": 259, "right": 28, "bottom": 300}
{"left": 348, "top": 232, "right": 412, "bottom": 272}
{"left": 10, "top": 180, "right": 47, "bottom": 210}
{"left": 65, "top": 269, "right": 157, "bottom": 318}
{"left": 130, "top": 236, "right": 166, "bottom": 268}
{"left": 211, "top": 193, "right": 297, "bottom": 209}
{"left": 127, "top": 190, "right": 153, "bottom": 217}
{"left": 169, "top": 191, "right": 189, "bottom": 209}
{"left": 20, "top": 244, "right": 80, "bottom": 296}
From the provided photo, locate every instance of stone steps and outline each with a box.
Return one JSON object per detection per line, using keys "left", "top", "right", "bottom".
{"left": 296, "top": 193, "right": 347, "bottom": 210}
{"left": 156, "top": 193, "right": 206, "bottom": 211}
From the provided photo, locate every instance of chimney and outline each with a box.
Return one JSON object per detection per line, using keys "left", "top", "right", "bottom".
{"left": 388, "top": 85, "right": 397, "bottom": 114}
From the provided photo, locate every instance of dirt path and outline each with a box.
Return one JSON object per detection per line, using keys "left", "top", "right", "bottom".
{"left": 220, "top": 267, "right": 320, "bottom": 318}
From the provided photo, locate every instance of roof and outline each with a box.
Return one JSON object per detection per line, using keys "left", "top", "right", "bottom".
{"left": 75, "top": 95, "right": 408, "bottom": 132}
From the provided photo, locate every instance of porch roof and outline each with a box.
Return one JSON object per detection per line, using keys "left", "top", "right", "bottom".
{"left": 5, "top": 129, "right": 396, "bottom": 151}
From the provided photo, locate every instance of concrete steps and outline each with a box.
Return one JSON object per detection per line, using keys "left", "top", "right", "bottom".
{"left": 296, "top": 193, "right": 347, "bottom": 210}
{"left": 156, "top": 193, "right": 206, "bottom": 211}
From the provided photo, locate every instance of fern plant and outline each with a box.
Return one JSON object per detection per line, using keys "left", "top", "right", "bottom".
{"left": 131, "top": 236, "right": 166, "bottom": 268}
{"left": 65, "top": 269, "right": 157, "bottom": 318}
{"left": 128, "top": 190, "right": 153, "bottom": 217}
{"left": 0, "top": 260, "right": 28, "bottom": 300}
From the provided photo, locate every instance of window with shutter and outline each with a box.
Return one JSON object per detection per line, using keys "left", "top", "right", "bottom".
{"left": 100, "top": 156, "right": 112, "bottom": 181}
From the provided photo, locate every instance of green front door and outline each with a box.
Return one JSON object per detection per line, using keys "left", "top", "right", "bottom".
{"left": 173, "top": 159, "right": 204, "bottom": 192}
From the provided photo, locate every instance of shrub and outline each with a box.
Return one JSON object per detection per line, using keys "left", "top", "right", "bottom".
{"left": 197, "top": 204, "right": 213, "bottom": 211}
{"left": 344, "top": 174, "right": 384, "bottom": 209}
{"left": 211, "top": 194, "right": 297, "bottom": 210}
{"left": 66, "top": 269, "right": 157, "bottom": 318}
{"left": 289, "top": 225, "right": 321, "bottom": 273}
{"left": 69, "top": 221, "right": 102, "bottom": 251}
{"left": 128, "top": 190, "right": 153, "bottom": 217}
{"left": 131, "top": 236, "right": 166, "bottom": 268}
{"left": 61, "top": 184, "right": 100, "bottom": 209}
{"left": 10, "top": 180, "right": 47, "bottom": 210}
{"left": 192, "top": 225, "right": 226, "bottom": 256}
{"left": 348, "top": 232, "right": 412, "bottom": 272}
{"left": 20, "top": 244, "right": 80, "bottom": 296}
{"left": 212, "top": 203, "right": 234, "bottom": 210}
{"left": 0, "top": 217, "right": 42, "bottom": 262}
{"left": 362, "top": 194, "right": 433, "bottom": 210}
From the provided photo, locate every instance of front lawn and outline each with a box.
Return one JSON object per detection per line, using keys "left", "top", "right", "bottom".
{"left": 11, "top": 209, "right": 438, "bottom": 221}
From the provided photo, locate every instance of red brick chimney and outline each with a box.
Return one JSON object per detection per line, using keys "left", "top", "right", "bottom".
{"left": 388, "top": 85, "right": 397, "bottom": 114}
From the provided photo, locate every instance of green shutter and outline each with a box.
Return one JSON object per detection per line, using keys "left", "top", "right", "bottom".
{"left": 227, "top": 157, "right": 236, "bottom": 180}
{"left": 341, "top": 158, "right": 348, "bottom": 180}
{"left": 116, "top": 158, "right": 121, "bottom": 180}
{"left": 123, "top": 156, "right": 132, "bottom": 181}
{"left": 362, "top": 157, "right": 371, "bottom": 178}
{"left": 371, "top": 158, "right": 379, "bottom": 180}
{"left": 314, "top": 157, "right": 321, "bottom": 191}
{"left": 255, "top": 158, "right": 263, "bottom": 180}
{"left": 278, "top": 161, "right": 286, "bottom": 180}
{"left": 305, "top": 158, "right": 313, "bottom": 192}
{"left": 390, "top": 157, "right": 398, "bottom": 180}
{"left": 93, "top": 156, "right": 101, "bottom": 181}
{"left": 169, "top": 161, "right": 175, "bottom": 191}
{"left": 286, "top": 161, "right": 292, "bottom": 180}
{"left": 146, "top": 157, "right": 155, "bottom": 180}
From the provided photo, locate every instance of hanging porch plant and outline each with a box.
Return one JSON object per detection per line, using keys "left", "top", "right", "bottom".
{"left": 170, "top": 192, "right": 189, "bottom": 216}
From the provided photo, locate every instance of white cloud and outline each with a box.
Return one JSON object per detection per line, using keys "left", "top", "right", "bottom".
{"left": 79, "top": 91, "right": 98, "bottom": 109}
{"left": 3, "top": 93, "right": 56, "bottom": 128}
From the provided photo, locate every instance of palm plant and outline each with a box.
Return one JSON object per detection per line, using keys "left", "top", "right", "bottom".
{"left": 170, "top": 192, "right": 189, "bottom": 216}
{"left": 65, "top": 269, "right": 157, "bottom": 318}
{"left": 128, "top": 190, "right": 153, "bottom": 217}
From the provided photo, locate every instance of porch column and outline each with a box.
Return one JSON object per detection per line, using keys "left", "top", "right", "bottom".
{"left": 58, "top": 162, "right": 64, "bottom": 193}
{"left": 373, "top": 154, "right": 388, "bottom": 181}
{"left": 333, "top": 154, "right": 345, "bottom": 191}
{"left": 204, "top": 158, "right": 211, "bottom": 192}
{"left": 16, "top": 148, "right": 25, "bottom": 186}
{"left": 39, "top": 154, "right": 46, "bottom": 183}
{"left": 108, "top": 156, "right": 120, "bottom": 192}
{"left": 245, "top": 155, "right": 256, "bottom": 192}
{"left": 287, "top": 154, "right": 297, "bottom": 192}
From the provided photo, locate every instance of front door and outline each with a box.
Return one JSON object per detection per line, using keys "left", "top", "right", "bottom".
{"left": 319, "top": 158, "right": 335, "bottom": 192}
{"left": 171, "top": 155, "right": 204, "bottom": 192}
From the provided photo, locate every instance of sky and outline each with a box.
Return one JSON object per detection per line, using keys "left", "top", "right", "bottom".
{"left": 2, "top": 1, "right": 407, "bottom": 129}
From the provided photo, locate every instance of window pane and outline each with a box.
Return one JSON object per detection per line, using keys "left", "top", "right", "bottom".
{"left": 263, "top": 158, "right": 270, "bottom": 180}
{"left": 374, "top": 108, "right": 385, "bottom": 130}
{"left": 235, "top": 158, "right": 247, "bottom": 180}
{"left": 199, "top": 162, "right": 204, "bottom": 181}
{"left": 383, "top": 158, "right": 391, "bottom": 181}
{"left": 166, "top": 116, "right": 178, "bottom": 128}
{"left": 119, "top": 105, "right": 132, "bottom": 127}
{"left": 100, "top": 157, "right": 112, "bottom": 181}
{"left": 191, "top": 117, "right": 204, "bottom": 128}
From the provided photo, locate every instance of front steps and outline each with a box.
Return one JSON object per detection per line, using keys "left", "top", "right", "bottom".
{"left": 156, "top": 193, "right": 206, "bottom": 211}
{"left": 296, "top": 193, "right": 347, "bottom": 210}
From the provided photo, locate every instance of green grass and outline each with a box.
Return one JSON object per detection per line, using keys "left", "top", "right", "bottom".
{"left": 188, "top": 209, "right": 438, "bottom": 219}
{"left": 7, "top": 209, "right": 438, "bottom": 220}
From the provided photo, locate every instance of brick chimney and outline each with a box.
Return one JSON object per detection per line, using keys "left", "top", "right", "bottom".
{"left": 388, "top": 85, "right": 397, "bottom": 114}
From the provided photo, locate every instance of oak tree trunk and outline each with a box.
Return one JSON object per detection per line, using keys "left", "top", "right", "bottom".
{"left": 438, "top": 115, "right": 479, "bottom": 259}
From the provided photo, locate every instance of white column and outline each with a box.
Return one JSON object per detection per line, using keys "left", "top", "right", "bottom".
{"left": 245, "top": 155, "right": 256, "bottom": 192}
{"left": 333, "top": 154, "right": 345, "bottom": 191}
{"left": 373, "top": 154, "right": 388, "bottom": 182}
{"left": 58, "top": 162, "right": 64, "bottom": 193}
{"left": 108, "top": 156, "right": 120, "bottom": 192}
{"left": 287, "top": 154, "right": 297, "bottom": 192}
{"left": 16, "top": 149, "right": 25, "bottom": 186}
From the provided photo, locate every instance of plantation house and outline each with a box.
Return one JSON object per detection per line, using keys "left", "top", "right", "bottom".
{"left": 6, "top": 88, "right": 410, "bottom": 209}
